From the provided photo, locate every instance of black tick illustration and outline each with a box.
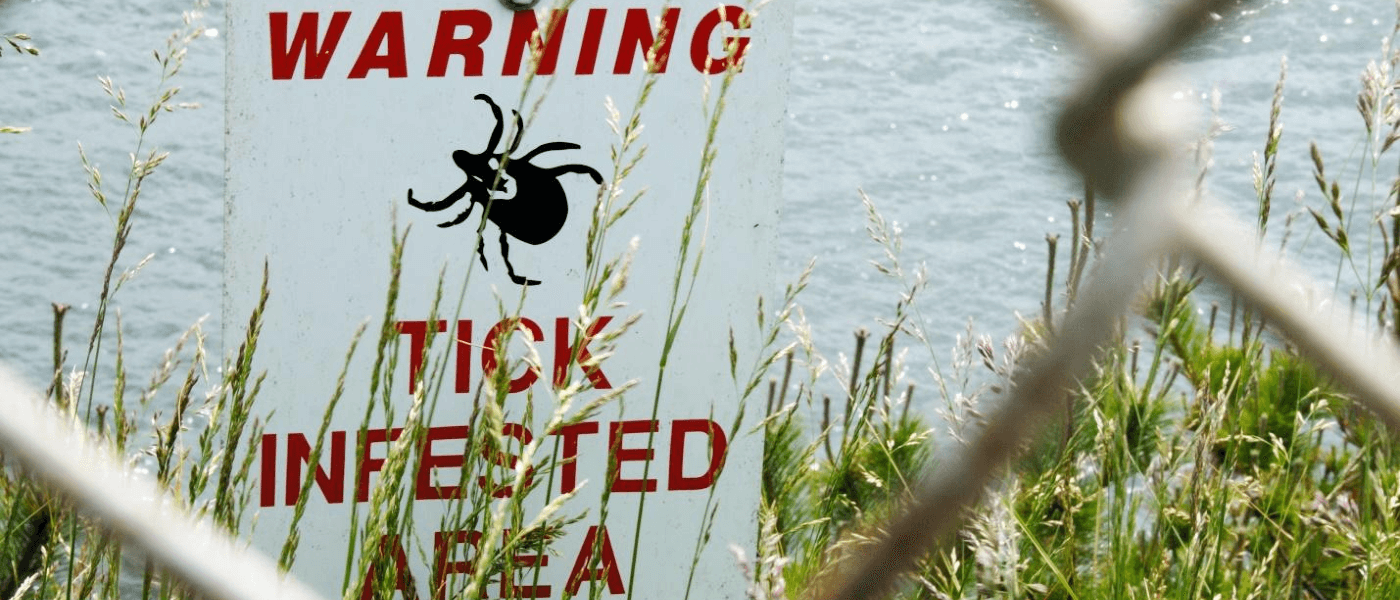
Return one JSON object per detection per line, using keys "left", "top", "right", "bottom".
{"left": 408, "top": 93, "right": 604, "bottom": 285}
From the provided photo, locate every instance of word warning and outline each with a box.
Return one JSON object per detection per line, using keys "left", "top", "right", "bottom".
{"left": 267, "top": 6, "right": 753, "bottom": 80}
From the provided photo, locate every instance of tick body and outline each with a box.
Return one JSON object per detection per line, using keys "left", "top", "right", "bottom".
{"left": 408, "top": 94, "right": 603, "bottom": 285}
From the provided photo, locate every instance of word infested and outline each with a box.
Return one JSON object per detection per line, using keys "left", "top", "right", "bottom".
{"left": 259, "top": 418, "right": 730, "bottom": 507}
{"left": 268, "top": 5, "right": 753, "bottom": 80}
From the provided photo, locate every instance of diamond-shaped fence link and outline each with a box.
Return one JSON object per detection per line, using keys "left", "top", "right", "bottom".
{"left": 3, "top": 1, "right": 1400, "bottom": 600}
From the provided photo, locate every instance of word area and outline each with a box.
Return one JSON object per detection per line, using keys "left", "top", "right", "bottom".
{"left": 362, "top": 524, "right": 626, "bottom": 599}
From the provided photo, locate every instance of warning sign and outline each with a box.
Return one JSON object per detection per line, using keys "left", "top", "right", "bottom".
{"left": 224, "top": 1, "right": 793, "bottom": 599}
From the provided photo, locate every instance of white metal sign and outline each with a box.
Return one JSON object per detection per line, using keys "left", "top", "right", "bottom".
{"left": 224, "top": 1, "right": 793, "bottom": 599}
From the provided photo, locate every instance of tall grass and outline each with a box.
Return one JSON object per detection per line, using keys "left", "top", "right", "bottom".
{"left": 1, "top": 1, "right": 787, "bottom": 599}
{"left": 0, "top": 32, "right": 38, "bottom": 135}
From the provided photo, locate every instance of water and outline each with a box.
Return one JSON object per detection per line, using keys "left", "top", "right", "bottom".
{"left": 0, "top": 0, "right": 1393, "bottom": 408}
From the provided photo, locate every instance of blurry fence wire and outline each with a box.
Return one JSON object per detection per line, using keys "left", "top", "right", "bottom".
{"left": 0, "top": 368, "right": 329, "bottom": 600}
{"left": 821, "top": 0, "right": 1400, "bottom": 598}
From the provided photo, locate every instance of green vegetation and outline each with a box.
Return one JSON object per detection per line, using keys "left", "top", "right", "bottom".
{"left": 756, "top": 39, "right": 1400, "bottom": 600}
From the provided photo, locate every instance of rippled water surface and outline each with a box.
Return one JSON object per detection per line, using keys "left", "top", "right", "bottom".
{"left": 0, "top": 0, "right": 1393, "bottom": 407}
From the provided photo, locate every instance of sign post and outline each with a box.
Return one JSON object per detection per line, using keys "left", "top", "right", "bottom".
{"left": 225, "top": 1, "right": 793, "bottom": 598}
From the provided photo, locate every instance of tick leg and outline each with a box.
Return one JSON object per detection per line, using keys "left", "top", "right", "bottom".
{"left": 518, "top": 142, "right": 581, "bottom": 163}
{"left": 499, "top": 230, "right": 540, "bottom": 286}
{"left": 476, "top": 235, "right": 489, "bottom": 271}
{"left": 409, "top": 182, "right": 470, "bottom": 212}
{"left": 548, "top": 164, "right": 605, "bottom": 185}
{"left": 476, "top": 94, "right": 504, "bottom": 155}
{"left": 507, "top": 110, "right": 525, "bottom": 154}
{"left": 437, "top": 202, "right": 476, "bottom": 228}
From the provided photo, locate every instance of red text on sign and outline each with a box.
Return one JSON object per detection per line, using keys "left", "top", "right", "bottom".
{"left": 258, "top": 418, "right": 728, "bottom": 507}
{"left": 267, "top": 6, "right": 752, "bottom": 80}
{"left": 394, "top": 316, "right": 613, "bottom": 395}
{"left": 361, "top": 524, "right": 625, "bottom": 599}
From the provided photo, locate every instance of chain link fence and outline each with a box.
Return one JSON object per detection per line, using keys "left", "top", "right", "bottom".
{"left": 823, "top": 0, "right": 1400, "bottom": 598}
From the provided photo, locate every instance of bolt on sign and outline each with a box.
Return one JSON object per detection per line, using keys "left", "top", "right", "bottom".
{"left": 224, "top": 1, "right": 793, "bottom": 599}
